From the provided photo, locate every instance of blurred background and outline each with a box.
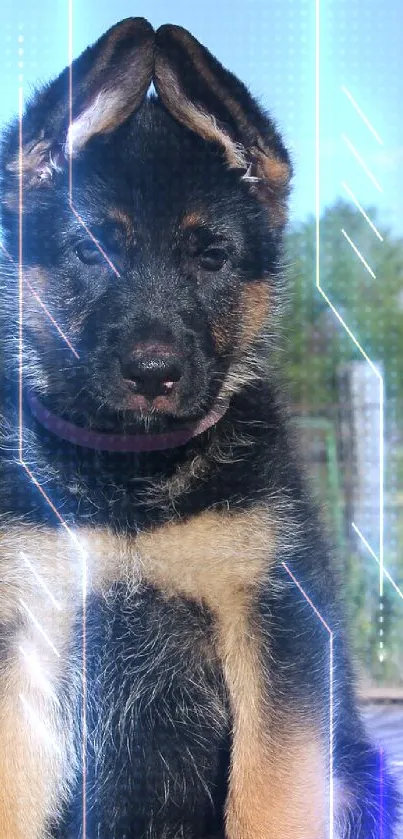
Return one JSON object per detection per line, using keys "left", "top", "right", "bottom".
{"left": 1, "top": 0, "right": 402, "bottom": 807}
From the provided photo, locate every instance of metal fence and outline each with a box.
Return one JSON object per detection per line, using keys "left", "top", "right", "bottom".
{"left": 289, "top": 379, "right": 403, "bottom": 688}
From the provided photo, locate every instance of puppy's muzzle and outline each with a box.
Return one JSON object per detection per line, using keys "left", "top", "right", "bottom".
{"left": 121, "top": 341, "right": 183, "bottom": 400}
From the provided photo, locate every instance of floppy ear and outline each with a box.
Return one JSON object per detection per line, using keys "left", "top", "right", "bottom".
{"left": 3, "top": 17, "right": 154, "bottom": 191}
{"left": 154, "top": 24, "right": 292, "bottom": 226}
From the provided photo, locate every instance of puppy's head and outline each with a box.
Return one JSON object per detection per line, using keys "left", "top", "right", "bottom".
{"left": 0, "top": 19, "right": 291, "bottom": 433}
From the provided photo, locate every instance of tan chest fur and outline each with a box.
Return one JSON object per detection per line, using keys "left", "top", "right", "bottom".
{"left": 0, "top": 506, "right": 276, "bottom": 643}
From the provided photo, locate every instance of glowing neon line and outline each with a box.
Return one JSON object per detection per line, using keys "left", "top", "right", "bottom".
{"left": 19, "top": 465, "right": 84, "bottom": 550}
{"left": 26, "top": 281, "right": 80, "bottom": 357}
{"left": 16, "top": 21, "right": 88, "bottom": 836}
{"left": 341, "top": 86, "right": 384, "bottom": 146}
{"left": 341, "top": 134, "right": 383, "bottom": 193}
{"left": 16, "top": 88, "right": 87, "bottom": 558}
{"left": 316, "top": 277, "right": 384, "bottom": 608}
{"left": 329, "top": 632, "right": 334, "bottom": 838}
{"left": 18, "top": 86, "right": 24, "bottom": 462}
{"left": 352, "top": 523, "right": 402, "bottom": 602}
{"left": 81, "top": 536, "right": 88, "bottom": 839}
{"left": 341, "top": 228, "right": 376, "bottom": 279}
{"left": 379, "top": 747, "right": 384, "bottom": 839}
{"left": 68, "top": 6, "right": 87, "bottom": 833}
{"left": 315, "top": 0, "right": 320, "bottom": 314}
{"left": 352, "top": 522, "right": 379, "bottom": 562}
{"left": 69, "top": 204, "right": 121, "bottom": 278}
{"left": 67, "top": 0, "right": 119, "bottom": 284}
{"left": 315, "top": 285, "right": 378, "bottom": 370}
{"left": 315, "top": 6, "right": 334, "bottom": 834}
{"left": 282, "top": 562, "right": 332, "bottom": 633}
{"left": 21, "top": 552, "right": 62, "bottom": 610}
{"left": 19, "top": 598, "right": 60, "bottom": 657}
{"left": 379, "top": 382, "right": 384, "bottom": 599}
{"left": 282, "top": 561, "right": 333, "bottom": 837}
{"left": 68, "top": 0, "right": 73, "bottom": 196}
{"left": 341, "top": 182, "right": 384, "bottom": 241}
{"left": 16, "top": 80, "right": 80, "bottom": 780}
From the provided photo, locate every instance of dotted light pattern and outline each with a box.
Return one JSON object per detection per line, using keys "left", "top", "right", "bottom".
{"left": 315, "top": 0, "right": 403, "bottom": 832}
{"left": 315, "top": 0, "right": 386, "bottom": 663}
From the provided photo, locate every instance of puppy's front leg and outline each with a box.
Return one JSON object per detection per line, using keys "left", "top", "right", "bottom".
{"left": 217, "top": 596, "right": 327, "bottom": 839}
{"left": 0, "top": 620, "right": 78, "bottom": 838}
{"left": 0, "top": 618, "right": 78, "bottom": 839}
{"left": 0, "top": 548, "right": 79, "bottom": 839}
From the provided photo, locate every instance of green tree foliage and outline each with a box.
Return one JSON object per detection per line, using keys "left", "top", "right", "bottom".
{"left": 278, "top": 200, "right": 403, "bottom": 685}
{"left": 280, "top": 199, "right": 403, "bottom": 411}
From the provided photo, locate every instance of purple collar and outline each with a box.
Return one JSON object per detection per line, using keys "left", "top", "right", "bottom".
{"left": 26, "top": 390, "right": 228, "bottom": 453}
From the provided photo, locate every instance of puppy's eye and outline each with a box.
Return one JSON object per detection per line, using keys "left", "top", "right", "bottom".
{"left": 74, "top": 239, "right": 105, "bottom": 266}
{"left": 199, "top": 247, "right": 228, "bottom": 271}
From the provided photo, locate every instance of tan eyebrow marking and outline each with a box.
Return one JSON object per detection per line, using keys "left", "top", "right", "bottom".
{"left": 179, "top": 210, "right": 208, "bottom": 230}
{"left": 108, "top": 207, "right": 136, "bottom": 243}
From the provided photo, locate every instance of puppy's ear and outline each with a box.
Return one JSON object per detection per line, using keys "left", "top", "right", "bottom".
{"left": 3, "top": 18, "right": 154, "bottom": 190}
{"left": 154, "top": 25, "right": 291, "bottom": 226}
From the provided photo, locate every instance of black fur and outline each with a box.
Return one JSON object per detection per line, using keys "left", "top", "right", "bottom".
{"left": 0, "top": 18, "right": 399, "bottom": 839}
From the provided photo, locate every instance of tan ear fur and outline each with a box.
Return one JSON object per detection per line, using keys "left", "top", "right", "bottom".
{"left": 154, "top": 24, "right": 291, "bottom": 225}
{"left": 5, "top": 18, "right": 155, "bottom": 188}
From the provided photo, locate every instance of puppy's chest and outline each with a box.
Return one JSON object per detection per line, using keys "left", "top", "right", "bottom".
{"left": 1, "top": 506, "right": 275, "bottom": 626}
{"left": 1, "top": 507, "right": 275, "bottom": 736}
{"left": 83, "top": 580, "right": 228, "bottom": 726}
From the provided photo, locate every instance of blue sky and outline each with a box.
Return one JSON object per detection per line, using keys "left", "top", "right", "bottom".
{"left": 1, "top": 0, "right": 402, "bottom": 233}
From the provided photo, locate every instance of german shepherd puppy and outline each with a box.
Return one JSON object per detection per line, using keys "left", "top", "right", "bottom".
{"left": 0, "top": 17, "right": 398, "bottom": 839}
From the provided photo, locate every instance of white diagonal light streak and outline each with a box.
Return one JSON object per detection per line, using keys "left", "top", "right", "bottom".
{"left": 341, "top": 133, "right": 383, "bottom": 193}
{"left": 21, "top": 552, "right": 62, "bottom": 611}
{"left": 19, "top": 646, "right": 60, "bottom": 703}
{"left": 19, "top": 598, "right": 60, "bottom": 657}
{"left": 19, "top": 694, "right": 61, "bottom": 752}
{"left": 341, "top": 86, "right": 384, "bottom": 146}
{"left": 341, "top": 182, "right": 384, "bottom": 241}
{"left": 352, "top": 522, "right": 403, "bottom": 603}
{"left": 341, "top": 228, "right": 376, "bottom": 279}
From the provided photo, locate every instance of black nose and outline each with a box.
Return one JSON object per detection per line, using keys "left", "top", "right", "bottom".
{"left": 121, "top": 342, "right": 183, "bottom": 399}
